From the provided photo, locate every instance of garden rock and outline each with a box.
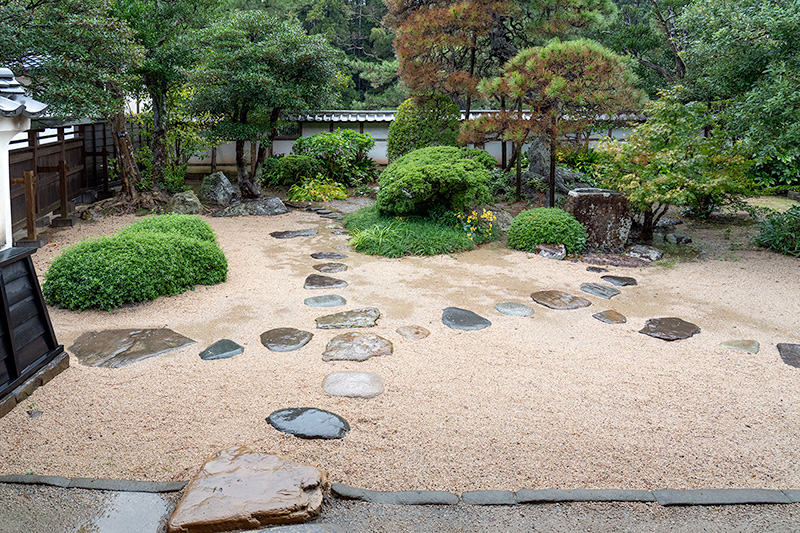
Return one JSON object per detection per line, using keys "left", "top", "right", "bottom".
{"left": 267, "top": 408, "right": 350, "bottom": 439}
{"left": 580, "top": 282, "right": 621, "bottom": 300}
{"left": 323, "top": 371, "right": 385, "bottom": 398}
{"left": 666, "top": 233, "right": 693, "bottom": 245}
{"left": 316, "top": 308, "right": 380, "bottom": 329}
{"left": 311, "top": 252, "right": 347, "bottom": 260}
{"left": 593, "top": 310, "right": 627, "bottom": 324}
{"left": 396, "top": 325, "right": 430, "bottom": 339}
{"left": 531, "top": 291, "right": 591, "bottom": 310}
{"left": 313, "top": 263, "right": 347, "bottom": 274}
{"left": 625, "top": 245, "right": 664, "bottom": 262}
{"left": 441, "top": 307, "right": 491, "bottom": 331}
{"left": 788, "top": 190, "right": 800, "bottom": 202}
{"left": 304, "top": 275, "right": 348, "bottom": 290}
{"left": 639, "top": 317, "right": 700, "bottom": 341}
{"left": 721, "top": 339, "right": 760, "bottom": 354}
{"left": 495, "top": 302, "right": 534, "bottom": 317}
{"left": 167, "top": 446, "right": 327, "bottom": 532}
{"left": 304, "top": 295, "right": 346, "bottom": 308}
{"left": 260, "top": 328, "right": 313, "bottom": 352}
{"left": 69, "top": 329, "right": 195, "bottom": 368}
{"left": 167, "top": 190, "right": 202, "bottom": 215}
{"left": 586, "top": 266, "right": 609, "bottom": 273}
{"left": 215, "top": 197, "right": 288, "bottom": 217}
{"left": 777, "top": 343, "right": 800, "bottom": 368}
{"left": 322, "top": 332, "right": 393, "bottom": 362}
{"left": 199, "top": 339, "right": 244, "bottom": 361}
{"left": 582, "top": 254, "right": 650, "bottom": 268}
{"left": 601, "top": 275, "right": 637, "bottom": 287}
{"left": 563, "top": 188, "right": 632, "bottom": 253}
{"left": 270, "top": 229, "right": 317, "bottom": 239}
{"left": 198, "top": 171, "right": 236, "bottom": 205}
{"left": 522, "top": 137, "right": 592, "bottom": 203}
{"left": 535, "top": 243, "right": 566, "bottom": 260}
{"left": 477, "top": 205, "right": 514, "bottom": 232}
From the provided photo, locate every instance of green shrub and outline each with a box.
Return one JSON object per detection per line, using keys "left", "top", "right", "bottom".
{"left": 292, "top": 128, "right": 376, "bottom": 185}
{"left": 749, "top": 157, "right": 800, "bottom": 191}
{"left": 376, "top": 146, "right": 493, "bottom": 216}
{"left": 387, "top": 94, "right": 461, "bottom": 162}
{"left": 263, "top": 154, "right": 323, "bottom": 186}
{"left": 43, "top": 215, "right": 227, "bottom": 311}
{"left": 507, "top": 208, "right": 587, "bottom": 254}
{"left": 287, "top": 175, "right": 348, "bottom": 201}
{"left": 751, "top": 205, "right": 800, "bottom": 257}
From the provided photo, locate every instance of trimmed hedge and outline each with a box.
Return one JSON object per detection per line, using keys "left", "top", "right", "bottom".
{"left": 43, "top": 215, "right": 227, "bottom": 311}
{"left": 507, "top": 208, "right": 587, "bottom": 254}
{"left": 386, "top": 94, "right": 461, "bottom": 162}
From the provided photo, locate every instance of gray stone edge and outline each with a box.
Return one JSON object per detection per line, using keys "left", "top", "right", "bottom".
{"left": 0, "top": 474, "right": 187, "bottom": 493}
{"left": 331, "top": 483, "right": 458, "bottom": 505}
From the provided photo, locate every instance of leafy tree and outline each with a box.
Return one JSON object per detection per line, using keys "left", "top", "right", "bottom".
{"left": 386, "top": 94, "right": 461, "bottom": 162}
{"left": 189, "top": 10, "right": 341, "bottom": 198}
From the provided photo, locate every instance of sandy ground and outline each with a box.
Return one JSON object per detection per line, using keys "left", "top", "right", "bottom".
{"left": 0, "top": 207, "right": 799, "bottom": 493}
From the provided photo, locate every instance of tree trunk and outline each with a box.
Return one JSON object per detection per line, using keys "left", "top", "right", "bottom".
{"left": 641, "top": 207, "right": 655, "bottom": 244}
{"left": 110, "top": 107, "right": 141, "bottom": 201}
{"left": 235, "top": 140, "right": 261, "bottom": 198}
{"left": 548, "top": 116, "right": 557, "bottom": 208}
{"left": 148, "top": 81, "right": 168, "bottom": 188}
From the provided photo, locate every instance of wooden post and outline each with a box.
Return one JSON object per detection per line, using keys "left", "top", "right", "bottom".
{"left": 58, "top": 128, "right": 68, "bottom": 218}
{"left": 11, "top": 171, "right": 37, "bottom": 242}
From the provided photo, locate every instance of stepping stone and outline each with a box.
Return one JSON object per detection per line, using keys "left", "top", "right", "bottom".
{"left": 530, "top": 291, "right": 591, "bottom": 310}
{"left": 580, "top": 282, "right": 621, "bottom": 300}
{"left": 587, "top": 266, "right": 609, "bottom": 273}
{"left": 639, "top": 317, "right": 700, "bottom": 341}
{"left": 311, "top": 252, "right": 347, "bottom": 260}
{"left": 267, "top": 408, "right": 350, "bottom": 439}
{"left": 332, "top": 230, "right": 348, "bottom": 235}
{"left": 601, "top": 275, "right": 637, "bottom": 287}
{"left": 396, "top": 325, "right": 430, "bottom": 339}
{"left": 494, "top": 302, "right": 534, "bottom": 317}
{"left": 313, "top": 262, "right": 347, "bottom": 274}
{"left": 68, "top": 328, "right": 195, "bottom": 368}
{"left": 304, "top": 274, "right": 348, "bottom": 290}
{"left": 199, "top": 339, "right": 244, "bottom": 360}
{"left": 316, "top": 308, "right": 380, "bottom": 329}
{"left": 323, "top": 371, "right": 385, "bottom": 398}
{"left": 535, "top": 243, "right": 566, "bottom": 260}
{"left": 441, "top": 307, "right": 491, "bottom": 331}
{"left": 316, "top": 209, "right": 332, "bottom": 215}
{"left": 593, "top": 310, "right": 627, "bottom": 324}
{"left": 778, "top": 343, "right": 800, "bottom": 368}
{"left": 721, "top": 339, "right": 760, "bottom": 354}
{"left": 167, "top": 446, "right": 327, "bottom": 532}
{"left": 270, "top": 229, "right": 318, "bottom": 239}
{"left": 304, "top": 295, "right": 346, "bottom": 308}
{"left": 260, "top": 328, "right": 313, "bottom": 352}
{"left": 322, "top": 332, "right": 393, "bottom": 362}
{"left": 308, "top": 207, "right": 325, "bottom": 212}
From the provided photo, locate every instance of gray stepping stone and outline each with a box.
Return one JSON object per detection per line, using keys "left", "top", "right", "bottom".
{"left": 322, "top": 332, "right": 392, "bottom": 362}
{"left": 442, "top": 307, "right": 491, "bottom": 331}
{"left": 332, "top": 230, "right": 348, "bottom": 235}
{"left": 304, "top": 295, "right": 347, "bottom": 308}
{"left": 516, "top": 489, "right": 655, "bottom": 503}
{"left": 267, "top": 407, "right": 349, "bottom": 439}
{"left": 778, "top": 343, "right": 800, "bottom": 368}
{"left": 580, "top": 282, "right": 621, "bottom": 299}
{"left": 69, "top": 328, "right": 195, "bottom": 368}
{"left": 323, "top": 371, "right": 385, "bottom": 398}
{"left": 721, "top": 339, "right": 760, "bottom": 354}
{"left": 270, "top": 229, "right": 317, "bottom": 239}
{"left": 593, "top": 310, "right": 627, "bottom": 324}
{"left": 586, "top": 266, "right": 609, "bottom": 273}
{"left": 311, "top": 251, "right": 348, "bottom": 260}
{"left": 495, "top": 302, "right": 534, "bottom": 317}
{"left": 313, "top": 262, "right": 347, "bottom": 274}
{"left": 199, "top": 339, "right": 244, "bottom": 360}
{"left": 316, "top": 209, "right": 332, "bottom": 215}
{"left": 530, "top": 290, "right": 591, "bottom": 310}
{"left": 331, "top": 483, "right": 459, "bottom": 505}
{"left": 653, "top": 489, "right": 791, "bottom": 506}
{"left": 461, "top": 490, "right": 517, "bottom": 505}
{"left": 396, "top": 325, "right": 430, "bottom": 339}
{"left": 639, "top": 317, "right": 700, "bottom": 341}
{"left": 260, "top": 328, "right": 313, "bottom": 352}
{"left": 304, "top": 274, "right": 348, "bottom": 290}
{"left": 316, "top": 308, "right": 380, "bottom": 329}
{"left": 601, "top": 275, "right": 638, "bottom": 287}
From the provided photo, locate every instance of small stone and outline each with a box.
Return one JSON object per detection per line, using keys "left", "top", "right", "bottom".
{"left": 304, "top": 274, "right": 348, "bottom": 290}
{"left": 639, "top": 317, "right": 700, "bottom": 341}
{"left": 534, "top": 243, "right": 566, "bottom": 260}
{"left": 199, "top": 339, "right": 244, "bottom": 360}
{"left": 777, "top": 343, "right": 800, "bottom": 368}
{"left": 69, "top": 329, "right": 195, "bottom": 368}
{"left": 270, "top": 229, "right": 318, "bottom": 239}
{"left": 322, "top": 332, "right": 392, "bottom": 362}
{"left": 580, "top": 282, "right": 621, "bottom": 300}
{"left": 625, "top": 244, "right": 664, "bottom": 262}
{"left": 494, "top": 302, "right": 534, "bottom": 317}
{"left": 593, "top": 310, "right": 627, "bottom": 324}
{"left": 323, "top": 371, "right": 385, "bottom": 398}
{"left": 260, "top": 328, "right": 313, "bottom": 352}
{"left": 316, "top": 308, "right": 380, "bottom": 329}
{"left": 601, "top": 275, "right": 638, "bottom": 287}
{"left": 313, "top": 263, "right": 347, "bottom": 274}
{"left": 721, "top": 339, "right": 760, "bottom": 354}
{"left": 586, "top": 266, "right": 609, "bottom": 273}
{"left": 311, "top": 252, "right": 347, "bottom": 260}
{"left": 666, "top": 233, "right": 692, "bottom": 245}
{"left": 441, "top": 307, "right": 491, "bottom": 331}
{"left": 304, "top": 295, "right": 347, "bottom": 308}
{"left": 530, "top": 291, "right": 591, "bottom": 310}
{"left": 267, "top": 408, "right": 349, "bottom": 439}
{"left": 396, "top": 326, "right": 430, "bottom": 339}
{"left": 27, "top": 409, "right": 42, "bottom": 419}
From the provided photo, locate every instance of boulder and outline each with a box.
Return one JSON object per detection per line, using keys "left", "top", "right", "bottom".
{"left": 563, "top": 188, "right": 632, "bottom": 253}
{"left": 214, "top": 197, "right": 288, "bottom": 217}
{"left": 167, "top": 191, "right": 202, "bottom": 215}
{"left": 521, "top": 137, "right": 593, "bottom": 204}
{"left": 198, "top": 171, "right": 236, "bottom": 206}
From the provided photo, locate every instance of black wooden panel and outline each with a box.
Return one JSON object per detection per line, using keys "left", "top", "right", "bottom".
{"left": 0, "top": 361, "right": 9, "bottom": 389}
{"left": 9, "top": 296, "right": 39, "bottom": 329}
{"left": 2, "top": 261, "right": 27, "bottom": 284}
{"left": 15, "top": 336, "right": 49, "bottom": 371}
{"left": 12, "top": 315, "right": 46, "bottom": 354}
{"left": 5, "top": 277, "right": 33, "bottom": 307}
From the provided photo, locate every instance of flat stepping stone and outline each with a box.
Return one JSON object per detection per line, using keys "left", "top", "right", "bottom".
{"left": 586, "top": 266, "right": 609, "bottom": 273}
{"left": 316, "top": 209, "right": 332, "bottom": 215}
{"left": 68, "top": 328, "right": 195, "bottom": 368}
{"left": 530, "top": 290, "right": 591, "bottom": 310}
{"left": 311, "top": 252, "right": 347, "bottom": 260}
{"left": 270, "top": 229, "right": 317, "bottom": 239}
{"left": 304, "top": 295, "right": 347, "bottom": 308}
{"left": 199, "top": 339, "right": 244, "bottom": 360}
{"left": 396, "top": 325, "right": 430, "bottom": 339}
{"left": 313, "top": 262, "right": 347, "bottom": 274}
{"left": 721, "top": 339, "right": 760, "bottom": 354}
{"left": 322, "top": 332, "right": 393, "bottom": 361}
{"left": 494, "top": 302, "right": 534, "bottom": 317}
{"left": 778, "top": 343, "right": 800, "bottom": 368}
{"left": 323, "top": 371, "right": 385, "bottom": 398}
{"left": 304, "top": 274, "right": 348, "bottom": 290}
{"left": 260, "top": 328, "right": 313, "bottom": 352}
{"left": 639, "top": 317, "right": 700, "bottom": 341}
{"left": 167, "top": 446, "right": 326, "bottom": 532}
{"left": 593, "top": 310, "right": 627, "bottom": 324}
{"left": 601, "top": 275, "right": 638, "bottom": 287}
{"left": 332, "top": 230, "right": 348, "bottom": 235}
{"left": 580, "top": 282, "right": 621, "bottom": 299}
{"left": 441, "top": 307, "right": 491, "bottom": 331}
{"left": 316, "top": 308, "right": 380, "bottom": 329}
{"left": 267, "top": 408, "right": 349, "bottom": 439}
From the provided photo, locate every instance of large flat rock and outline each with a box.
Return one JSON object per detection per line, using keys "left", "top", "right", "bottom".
{"left": 270, "top": 229, "right": 317, "bottom": 239}
{"left": 304, "top": 295, "right": 347, "bottom": 308}
{"left": 167, "top": 447, "right": 327, "bottom": 532}
{"left": 316, "top": 308, "right": 380, "bottom": 329}
{"left": 199, "top": 339, "right": 244, "bottom": 361}
{"left": 592, "top": 310, "right": 626, "bottom": 324}
{"left": 69, "top": 329, "right": 195, "bottom": 368}
{"left": 304, "top": 275, "right": 348, "bottom": 290}
{"left": 579, "top": 282, "right": 621, "bottom": 300}
{"left": 322, "top": 332, "right": 392, "bottom": 362}
{"left": 530, "top": 291, "right": 591, "bottom": 310}
{"left": 261, "top": 328, "right": 313, "bottom": 352}
{"left": 441, "top": 307, "right": 491, "bottom": 331}
{"left": 267, "top": 408, "right": 350, "bottom": 439}
{"left": 323, "top": 371, "right": 385, "bottom": 398}
{"left": 778, "top": 343, "right": 800, "bottom": 368}
{"left": 312, "top": 263, "right": 347, "bottom": 274}
{"left": 311, "top": 252, "right": 347, "bottom": 260}
{"left": 639, "top": 317, "right": 700, "bottom": 341}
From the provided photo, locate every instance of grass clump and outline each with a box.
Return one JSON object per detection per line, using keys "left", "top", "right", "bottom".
{"left": 43, "top": 215, "right": 227, "bottom": 311}
{"left": 507, "top": 208, "right": 587, "bottom": 254}
{"left": 751, "top": 205, "right": 800, "bottom": 257}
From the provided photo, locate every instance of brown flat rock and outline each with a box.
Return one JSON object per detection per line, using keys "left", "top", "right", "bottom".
{"left": 167, "top": 446, "right": 327, "bottom": 533}
{"left": 531, "top": 290, "right": 591, "bottom": 310}
{"left": 639, "top": 317, "right": 700, "bottom": 341}
{"left": 593, "top": 310, "right": 627, "bottom": 324}
{"left": 69, "top": 328, "right": 195, "bottom": 368}
{"left": 396, "top": 325, "right": 430, "bottom": 339}
{"left": 322, "top": 332, "right": 393, "bottom": 362}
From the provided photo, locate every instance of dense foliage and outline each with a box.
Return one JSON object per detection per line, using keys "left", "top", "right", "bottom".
{"left": 292, "top": 129, "right": 376, "bottom": 185}
{"left": 507, "top": 208, "right": 587, "bottom": 254}
{"left": 751, "top": 206, "right": 800, "bottom": 258}
{"left": 386, "top": 95, "right": 461, "bottom": 163}
{"left": 262, "top": 155, "right": 324, "bottom": 187}
{"left": 287, "top": 176, "right": 348, "bottom": 202}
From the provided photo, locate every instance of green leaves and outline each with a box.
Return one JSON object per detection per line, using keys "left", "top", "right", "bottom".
{"left": 507, "top": 208, "right": 587, "bottom": 254}
{"left": 387, "top": 94, "right": 461, "bottom": 163}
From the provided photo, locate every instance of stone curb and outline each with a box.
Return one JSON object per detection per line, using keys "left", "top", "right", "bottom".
{"left": 653, "top": 489, "right": 792, "bottom": 506}
{"left": 784, "top": 490, "right": 800, "bottom": 503}
{"left": 0, "top": 474, "right": 187, "bottom": 493}
{"left": 516, "top": 489, "right": 655, "bottom": 503}
{"left": 331, "top": 483, "right": 459, "bottom": 505}
{"left": 257, "top": 524, "right": 345, "bottom": 533}
{"left": 461, "top": 490, "right": 517, "bottom": 505}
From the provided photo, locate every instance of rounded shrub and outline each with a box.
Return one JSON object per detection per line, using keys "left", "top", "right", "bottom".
{"left": 263, "top": 154, "right": 323, "bottom": 186}
{"left": 751, "top": 205, "right": 800, "bottom": 257}
{"left": 507, "top": 208, "right": 587, "bottom": 254}
{"left": 117, "top": 213, "right": 219, "bottom": 243}
{"left": 376, "top": 146, "right": 493, "bottom": 216}
{"left": 386, "top": 94, "right": 461, "bottom": 163}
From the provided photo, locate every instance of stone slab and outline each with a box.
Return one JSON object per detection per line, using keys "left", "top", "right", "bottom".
{"left": 652, "top": 489, "right": 791, "bottom": 506}
{"left": 69, "top": 329, "right": 195, "bottom": 368}
{"left": 580, "top": 282, "right": 621, "bottom": 300}
{"left": 531, "top": 291, "right": 591, "bottom": 310}
{"left": 515, "top": 489, "right": 655, "bottom": 503}
{"left": 0, "top": 474, "right": 71, "bottom": 487}
{"left": 267, "top": 408, "right": 350, "bottom": 440}
{"left": 783, "top": 490, "right": 800, "bottom": 503}
{"left": 322, "top": 333, "right": 392, "bottom": 362}
{"left": 260, "top": 524, "right": 345, "bottom": 533}
{"left": 593, "top": 310, "right": 627, "bottom": 324}
{"left": 304, "top": 274, "right": 348, "bottom": 290}
{"left": 600, "top": 275, "right": 638, "bottom": 287}
{"left": 331, "top": 483, "right": 459, "bottom": 505}
{"left": 261, "top": 328, "right": 313, "bottom": 352}
{"left": 721, "top": 340, "right": 760, "bottom": 354}
{"left": 461, "top": 490, "right": 517, "bottom": 505}
{"left": 396, "top": 325, "right": 430, "bottom": 339}
{"left": 586, "top": 266, "right": 609, "bottom": 273}
{"left": 442, "top": 307, "right": 492, "bottom": 331}
{"left": 316, "top": 308, "right": 380, "bottom": 329}
{"left": 494, "top": 302, "right": 534, "bottom": 317}
{"left": 311, "top": 252, "right": 347, "bottom": 260}
{"left": 777, "top": 343, "right": 800, "bottom": 368}
{"left": 313, "top": 263, "right": 347, "bottom": 274}
{"left": 323, "top": 371, "right": 384, "bottom": 398}
{"left": 270, "top": 229, "right": 318, "bottom": 239}
{"left": 68, "top": 478, "right": 188, "bottom": 493}
{"left": 199, "top": 339, "right": 244, "bottom": 360}
{"left": 639, "top": 317, "right": 701, "bottom": 341}
{"left": 304, "top": 295, "right": 347, "bottom": 308}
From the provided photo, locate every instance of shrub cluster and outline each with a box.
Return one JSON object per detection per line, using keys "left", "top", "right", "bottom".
{"left": 288, "top": 175, "right": 348, "bottom": 202}
{"left": 751, "top": 205, "right": 800, "bottom": 257}
{"left": 43, "top": 215, "right": 227, "bottom": 311}
{"left": 292, "top": 128, "right": 376, "bottom": 185}
{"left": 386, "top": 94, "right": 461, "bottom": 162}
{"left": 507, "top": 208, "right": 587, "bottom": 254}
{"left": 262, "top": 154, "right": 324, "bottom": 187}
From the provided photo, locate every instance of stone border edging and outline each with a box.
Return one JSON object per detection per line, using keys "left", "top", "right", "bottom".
{"left": 0, "top": 474, "right": 187, "bottom": 493}
{"left": 331, "top": 483, "right": 800, "bottom": 507}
